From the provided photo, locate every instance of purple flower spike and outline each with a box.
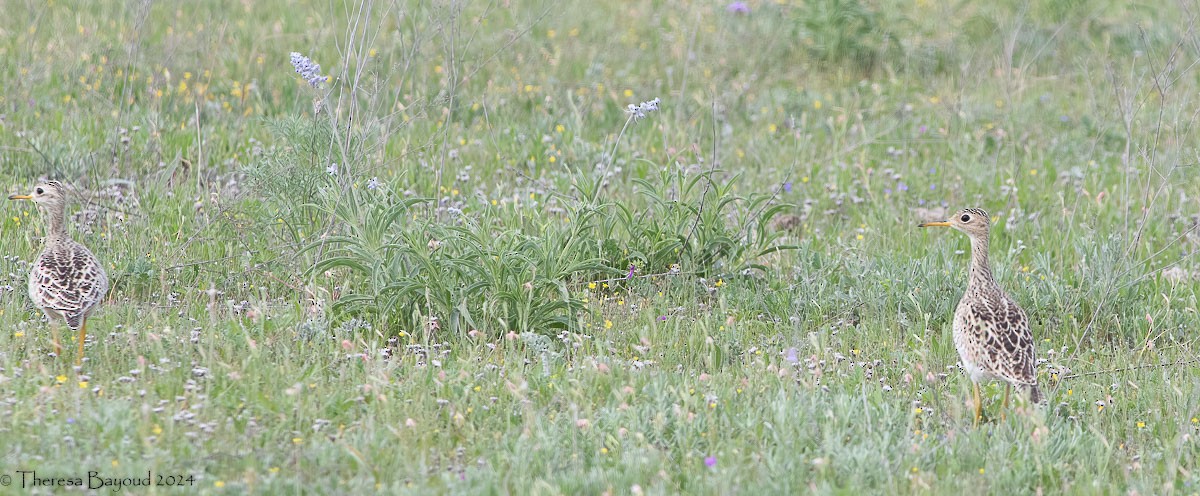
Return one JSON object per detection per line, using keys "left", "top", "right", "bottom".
{"left": 705, "top": 456, "right": 717, "bottom": 467}
{"left": 290, "top": 52, "right": 326, "bottom": 88}
{"left": 726, "top": 2, "right": 750, "bottom": 13}
{"left": 627, "top": 265, "right": 636, "bottom": 280}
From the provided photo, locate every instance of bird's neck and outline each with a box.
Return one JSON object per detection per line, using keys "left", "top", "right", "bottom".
{"left": 41, "top": 202, "right": 69, "bottom": 243}
{"left": 966, "top": 233, "right": 995, "bottom": 288}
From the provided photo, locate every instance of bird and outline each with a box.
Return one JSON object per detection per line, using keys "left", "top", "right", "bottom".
{"left": 8, "top": 181, "right": 108, "bottom": 366}
{"left": 918, "top": 208, "right": 1043, "bottom": 425}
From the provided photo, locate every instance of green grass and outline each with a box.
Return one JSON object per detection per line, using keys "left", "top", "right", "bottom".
{"left": 1, "top": 0, "right": 1199, "bottom": 493}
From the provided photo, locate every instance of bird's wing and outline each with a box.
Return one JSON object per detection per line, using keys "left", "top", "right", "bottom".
{"left": 31, "top": 243, "right": 107, "bottom": 328}
{"left": 972, "top": 294, "right": 1038, "bottom": 386}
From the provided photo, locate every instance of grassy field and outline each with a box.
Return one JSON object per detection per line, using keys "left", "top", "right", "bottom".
{"left": 1, "top": 0, "right": 1199, "bottom": 493}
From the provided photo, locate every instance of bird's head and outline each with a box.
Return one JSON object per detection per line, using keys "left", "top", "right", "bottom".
{"left": 918, "top": 207, "right": 991, "bottom": 239}
{"left": 8, "top": 181, "right": 68, "bottom": 209}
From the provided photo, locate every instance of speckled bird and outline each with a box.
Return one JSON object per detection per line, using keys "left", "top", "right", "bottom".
{"left": 9, "top": 181, "right": 108, "bottom": 365}
{"left": 919, "top": 208, "right": 1043, "bottom": 425}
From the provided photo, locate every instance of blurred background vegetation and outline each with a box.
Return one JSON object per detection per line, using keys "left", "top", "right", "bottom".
{"left": 0, "top": 0, "right": 1197, "bottom": 493}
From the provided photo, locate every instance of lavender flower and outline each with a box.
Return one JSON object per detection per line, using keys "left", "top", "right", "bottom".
{"left": 625, "top": 97, "right": 662, "bottom": 122}
{"left": 367, "top": 177, "right": 380, "bottom": 190}
{"left": 898, "top": 182, "right": 908, "bottom": 192}
{"left": 290, "top": 52, "right": 326, "bottom": 88}
{"left": 705, "top": 456, "right": 717, "bottom": 467}
{"left": 326, "top": 163, "right": 338, "bottom": 176}
{"left": 783, "top": 181, "right": 793, "bottom": 193}
{"left": 726, "top": 2, "right": 750, "bottom": 13}
{"left": 784, "top": 347, "right": 799, "bottom": 365}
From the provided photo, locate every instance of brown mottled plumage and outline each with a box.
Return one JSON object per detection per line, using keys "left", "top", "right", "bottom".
{"left": 919, "top": 208, "right": 1043, "bottom": 425}
{"left": 9, "top": 181, "right": 108, "bottom": 365}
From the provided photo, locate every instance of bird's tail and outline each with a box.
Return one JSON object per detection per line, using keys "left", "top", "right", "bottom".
{"left": 1028, "top": 384, "right": 1045, "bottom": 405}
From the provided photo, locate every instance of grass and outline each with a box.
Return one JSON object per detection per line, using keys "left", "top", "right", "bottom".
{"left": 1, "top": 0, "right": 1199, "bottom": 493}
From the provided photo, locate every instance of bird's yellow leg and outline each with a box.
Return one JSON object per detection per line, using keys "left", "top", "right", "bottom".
{"left": 973, "top": 382, "right": 982, "bottom": 427}
{"left": 1001, "top": 384, "right": 1010, "bottom": 421}
{"left": 75, "top": 321, "right": 87, "bottom": 366}
{"left": 50, "top": 321, "right": 62, "bottom": 357}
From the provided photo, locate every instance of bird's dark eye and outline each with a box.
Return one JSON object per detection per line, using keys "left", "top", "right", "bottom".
{"left": 960, "top": 214, "right": 970, "bottom": 222}
{"left": 35, "top": 188, "right": 44, "bottom": 195}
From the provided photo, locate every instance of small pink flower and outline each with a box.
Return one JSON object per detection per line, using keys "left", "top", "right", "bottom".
{"left": 705, "top": 456, "right": 717, "bottom": 467}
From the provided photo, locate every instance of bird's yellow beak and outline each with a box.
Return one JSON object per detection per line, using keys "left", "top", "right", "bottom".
{"left": 8, "top": 194, "right": 32, "bottom": 201}
{"left": 917, "top": 220, "right": 951, "bottom": 228}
